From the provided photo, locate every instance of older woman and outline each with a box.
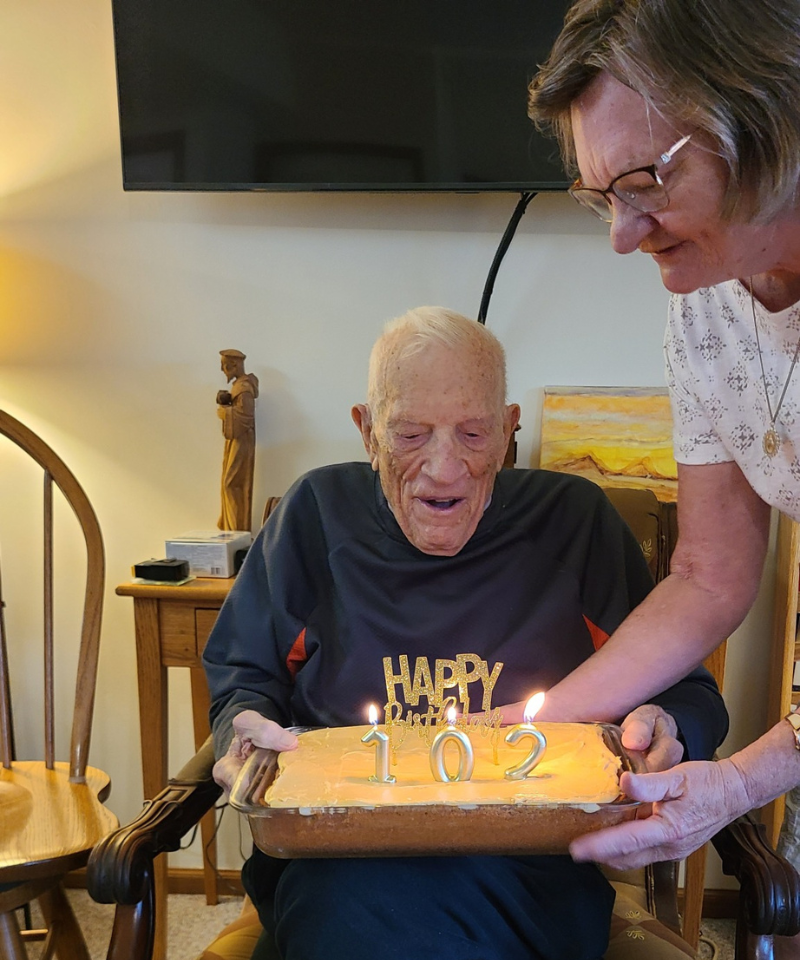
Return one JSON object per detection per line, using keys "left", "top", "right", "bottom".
{"left": 520, "top": 0, "right": 800, "bottom": 873}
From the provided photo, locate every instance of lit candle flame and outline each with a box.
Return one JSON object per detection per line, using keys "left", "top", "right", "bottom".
{"left": 523, "top": 692, "right": 545, "bottom": 724}
{"left": 447, "top": 706, "right": 457, "bottom": 724}
{"left": 368, "top": 703, "right": 378, "bottom": 725}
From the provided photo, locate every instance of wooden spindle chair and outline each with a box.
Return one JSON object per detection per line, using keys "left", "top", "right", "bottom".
{"left": 0, "top": 410, "right": 117, "bottom": 959}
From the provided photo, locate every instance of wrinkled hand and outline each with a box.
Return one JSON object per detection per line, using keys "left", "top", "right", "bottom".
{"left": 212, "top": 709, "right": 298, "bottom": 795}
{"left": 569, "top": 757, "right": 751, "bottom": 869}
{"left": 619, "top": 704, "right": 682, "bottom": 772}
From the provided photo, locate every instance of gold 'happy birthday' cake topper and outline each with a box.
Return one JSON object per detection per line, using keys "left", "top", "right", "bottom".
{"left": 381, "top": 654, "right": 505, "bottom": 760}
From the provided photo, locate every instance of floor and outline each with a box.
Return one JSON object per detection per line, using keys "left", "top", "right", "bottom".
{"left": 698, "top": 919, "right": 735, "bottom": 960}
{"left": 26, "top": 891, "right": 242, "bottom": 960}
{"left": 25, "top": 890, "right": 737, "bottom": 959}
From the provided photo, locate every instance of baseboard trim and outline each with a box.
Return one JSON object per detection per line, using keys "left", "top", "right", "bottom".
{"left": 678, "top": 888, "right": 739, "bottom": 919}
{"left": 164, "top": 868, "right": 245, "bottom": 897}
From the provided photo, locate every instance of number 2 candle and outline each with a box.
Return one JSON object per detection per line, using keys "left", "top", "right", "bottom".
{"left": 504, "top": 692, "right": 547, "bottom": 780}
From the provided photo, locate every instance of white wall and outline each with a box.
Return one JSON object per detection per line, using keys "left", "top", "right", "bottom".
{"left": 0, "top": 0, "right": 775, "bottom": 889}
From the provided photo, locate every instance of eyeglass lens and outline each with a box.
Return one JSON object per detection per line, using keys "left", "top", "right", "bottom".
{"left": 614, "top": 170, "right": 668, "bottom": 211}
{"left": 571, "top": 169, "right": 669, "bottom": 222}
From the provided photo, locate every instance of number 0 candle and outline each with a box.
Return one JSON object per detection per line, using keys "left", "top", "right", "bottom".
{"left": 504, "top": 692, "right": 547, "bottom": 781}
{"left": 429, "top": 706, "right": 475, "bottom": 782}
{"left": 361, "top": 704, "right": 395, "bottom": 783}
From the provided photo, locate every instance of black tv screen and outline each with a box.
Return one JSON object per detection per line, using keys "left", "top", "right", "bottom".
{"left": 111, "top": 0, "right": 572, "bottom": 193}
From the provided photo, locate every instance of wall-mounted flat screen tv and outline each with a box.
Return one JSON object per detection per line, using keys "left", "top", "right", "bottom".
{"left": 111, "top": 0, "right": 573, "bottom": 193}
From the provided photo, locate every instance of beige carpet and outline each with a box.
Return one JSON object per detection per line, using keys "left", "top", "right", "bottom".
{"left": 698, "top": 919, "right": 735, "bottom": 959}
{"left": 26, "top": 891, "right": 242, "bottom": 960}
{"left": 25, "top": 890, "right": 736, "bottom": 959}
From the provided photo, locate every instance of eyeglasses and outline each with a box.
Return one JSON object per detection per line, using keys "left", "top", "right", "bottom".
{"left": 568, "top": 134, "right": 692, "bottom": 222}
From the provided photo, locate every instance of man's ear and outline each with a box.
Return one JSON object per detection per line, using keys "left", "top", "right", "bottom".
{"left": 504, "top": 403, "right": 521, "bottom": 442}
{"left": 503, "top": 403, "right": 520, "bottom": 442}
{"left": 351, "top": 404, "right": 380, "bottom": 471}
{"left": 498, "top": 403, "right": 521, "bottom": 468}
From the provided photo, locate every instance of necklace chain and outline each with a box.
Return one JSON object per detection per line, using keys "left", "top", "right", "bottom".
{"left": 749, "top": 278, "right": 800, "bottom": 458}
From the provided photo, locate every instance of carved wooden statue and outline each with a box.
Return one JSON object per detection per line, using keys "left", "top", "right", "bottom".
{"left": 217, "top": 349, "right": 259, "bottom": 531}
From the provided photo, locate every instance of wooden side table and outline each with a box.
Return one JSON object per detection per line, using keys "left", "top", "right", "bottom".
{"left": 116, "top": 577, "right": 234, "bottom": 960}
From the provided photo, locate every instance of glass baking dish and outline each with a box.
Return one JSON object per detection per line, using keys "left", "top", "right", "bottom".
{"left": 229, "top": 723, "right": 647, "bottom": 859}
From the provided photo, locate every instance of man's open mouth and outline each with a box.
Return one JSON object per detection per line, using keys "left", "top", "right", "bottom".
{"left": 422, "top": 498, "right": 463, "bottom": 510}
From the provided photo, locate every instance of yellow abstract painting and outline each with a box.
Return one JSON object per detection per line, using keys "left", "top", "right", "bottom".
{"left": 539, "top": 386, "right": 678, "bottom": 502}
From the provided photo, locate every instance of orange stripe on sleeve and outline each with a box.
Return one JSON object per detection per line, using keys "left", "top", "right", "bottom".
{"left": 286, "top": 628, "right": 307, "bottom": 680}
{"left": 583, "top": 615, "right": 610, "bottom": 651}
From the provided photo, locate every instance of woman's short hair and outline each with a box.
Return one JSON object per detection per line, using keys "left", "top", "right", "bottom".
{"left": 367, "top": 307, "right": 507, "bottom": 420}
{"left": 528, "top": 0, "right": 800, "bottom": 222}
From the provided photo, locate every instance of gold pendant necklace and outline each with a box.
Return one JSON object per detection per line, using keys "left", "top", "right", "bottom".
{"left": 750, "top": 278, "right": 800, "bottom": 458}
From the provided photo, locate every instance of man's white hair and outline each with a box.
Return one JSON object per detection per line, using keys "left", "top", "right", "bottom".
{"left": 367, "top": 306, "right": 507, "bottom": 420}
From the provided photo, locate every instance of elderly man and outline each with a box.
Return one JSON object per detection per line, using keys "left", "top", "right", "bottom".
{"left": 203, "top": 307, "right": 726, "bottom": 960}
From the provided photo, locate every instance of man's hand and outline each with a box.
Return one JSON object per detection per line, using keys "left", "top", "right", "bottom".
{"left": 569, "top": 757, "right": 751, "bottom": 869}
{"left": 619, "top": 704, "right": 682, "bottom": 772}
{"left": 212, "top": 709, "right": 299, "bottom": 795}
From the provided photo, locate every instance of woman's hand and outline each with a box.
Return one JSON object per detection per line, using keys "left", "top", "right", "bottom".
{"left": 212, "top": 709, "right": 298, "bottom": 795}
{"left": 569, "top": 757, "right": 751, "bottom": 869}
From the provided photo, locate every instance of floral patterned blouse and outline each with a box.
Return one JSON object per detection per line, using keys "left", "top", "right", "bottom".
{"left": 665, "top": 278, "right": 800, "bottom": 520}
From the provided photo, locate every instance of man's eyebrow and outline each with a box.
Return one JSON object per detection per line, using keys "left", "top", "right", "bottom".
{"left": 459, "top": 417, "right": 495, "bottom": 428}
{"left": 385, "top": 418, "right": 427, "bottom": 431}
{"left": 384, "top": 416, "right": 496, "bottom": 433}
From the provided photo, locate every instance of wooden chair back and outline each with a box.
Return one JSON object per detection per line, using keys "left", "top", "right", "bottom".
{"left": 0, "top": 409, "right": 105, "bottom": 781}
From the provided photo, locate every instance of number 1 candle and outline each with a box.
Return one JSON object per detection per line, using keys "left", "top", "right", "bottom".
{"left": 361, "top": 704, "right": 395, "bottom": 783}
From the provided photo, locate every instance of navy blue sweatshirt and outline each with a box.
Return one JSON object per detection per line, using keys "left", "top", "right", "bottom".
{"left": 204, "top": 463, "right": 727, "bottom": 761}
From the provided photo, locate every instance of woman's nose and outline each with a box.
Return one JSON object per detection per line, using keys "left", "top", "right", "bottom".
{"left": 609, "top": 201, "right": 656, "bottom": 255}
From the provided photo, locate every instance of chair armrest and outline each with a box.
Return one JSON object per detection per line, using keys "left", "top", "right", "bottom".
{"left": 712, "top": 812, "right": 800, "bottom": 937}
{"left": 87, "top": 738, "right": 221, "bottom": 905}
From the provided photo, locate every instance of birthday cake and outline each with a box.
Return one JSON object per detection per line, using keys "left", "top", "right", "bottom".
{"left": 263, "top": 722, "right": 623, "bottom": 809}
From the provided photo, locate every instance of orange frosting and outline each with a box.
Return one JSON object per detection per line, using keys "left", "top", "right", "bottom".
{"left": 265, "top": 722, "right": 622, "bottom": 809}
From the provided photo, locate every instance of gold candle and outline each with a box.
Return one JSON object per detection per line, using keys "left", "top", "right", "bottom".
{"left": 504, "top": 692, "right": 547, "bottom": 781}
{"left": 429, "top": 706, "right": 475, "bottom": 782}
{"left": 361, "top": 703, "right": 395, "bottom": 783}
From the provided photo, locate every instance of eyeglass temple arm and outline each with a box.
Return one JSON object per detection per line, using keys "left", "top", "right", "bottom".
{"left": 659, "top": 133, "right": 692, "bottom": 166}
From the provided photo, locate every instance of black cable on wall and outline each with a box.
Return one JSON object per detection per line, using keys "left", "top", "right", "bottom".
{"left": 477, "top": 192, "right": 537, "bottom": 325}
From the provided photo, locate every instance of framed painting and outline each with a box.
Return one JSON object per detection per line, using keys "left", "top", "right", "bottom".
{"left": 539, "top": 386, "right": 678, "bottom": 503}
